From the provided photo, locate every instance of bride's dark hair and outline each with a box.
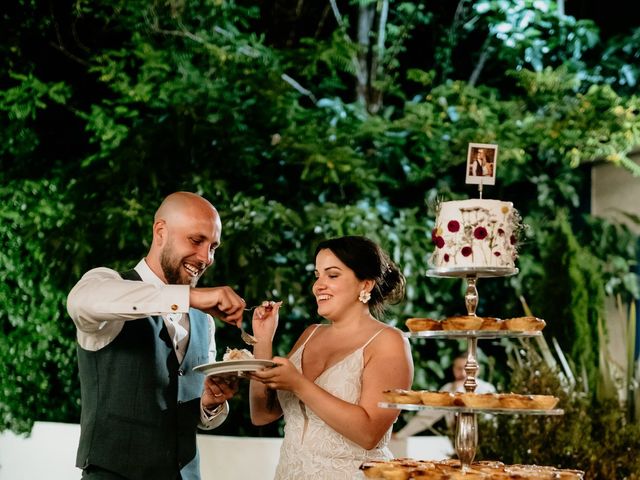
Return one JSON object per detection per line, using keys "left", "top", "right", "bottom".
{"left": 314, "top": 236, "right": 405, "bottom": 319}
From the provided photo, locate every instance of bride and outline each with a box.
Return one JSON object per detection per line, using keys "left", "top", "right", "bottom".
{"left": 248, "top": 236, "right": 413, "bottom": 479}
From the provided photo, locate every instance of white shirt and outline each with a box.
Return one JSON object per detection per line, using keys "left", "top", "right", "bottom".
{"left": 67, "top": 259, "right": 227, "bottom": 428}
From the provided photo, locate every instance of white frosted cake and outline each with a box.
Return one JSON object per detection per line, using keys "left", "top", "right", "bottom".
{"left": 430, "top": 199, "right": 520, "bottom": 270}
{"left": 222, "top": 348, "right": 254, "bottom": 361}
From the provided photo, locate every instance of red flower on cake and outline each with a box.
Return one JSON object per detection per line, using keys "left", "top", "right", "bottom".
{"left": 498, "top": 228, "right": 505, "bottom": 236}
{"left": 461, "top": 246, "right": 472, "bottom": 257}
{"left": 473, "top": 226, "right": 488, "bottom": 240}
{"left": 494, "top": 251, "right": 501, "bottom": 257}
{"left": 435, "top": 236, "right": 445, "bottom": 248}
{"left": 447, "top": 220, "right": 460, "bottom": 232}
{"left": 431, "top": 228, "right": 437, "bottom": 243}
{"left": 510, "top": 234, "right": 517, "bottom": 245}
{"left": 444, "top": 254, "right": 450, "bottom": 262}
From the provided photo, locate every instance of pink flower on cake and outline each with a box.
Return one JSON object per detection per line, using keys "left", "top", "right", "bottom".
{"left": 473, "top": 226, "right": 488, "bottom": 240}
{"left": 447, "top": 220, "right": 460, "bottom": 232}
{"left": 461, "top": 246, "right": 472, "bottom": 257}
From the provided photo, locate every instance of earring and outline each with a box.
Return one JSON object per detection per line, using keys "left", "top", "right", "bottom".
{"left": 358, "top": 290, "right": 371, "bottom": 304}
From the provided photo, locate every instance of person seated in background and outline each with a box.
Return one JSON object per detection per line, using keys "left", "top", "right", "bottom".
{"left": 393, "top": 353, "right": 496, "bottom": 438}
{"left": 248, "top": 235, "right": 414, "bottom": 480}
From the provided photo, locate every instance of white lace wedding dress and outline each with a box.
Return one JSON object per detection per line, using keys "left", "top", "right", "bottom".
{"left": 274, "top": 325, "right": 393, "bottom": 480}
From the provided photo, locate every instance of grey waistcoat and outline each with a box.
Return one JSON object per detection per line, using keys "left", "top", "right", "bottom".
{"left": 76, "top": 269, "right": 210, "bottom": 480}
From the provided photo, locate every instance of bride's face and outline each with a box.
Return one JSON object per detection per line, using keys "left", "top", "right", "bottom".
{"left": 312, "top": 249, "right": 363, "bottom": 320}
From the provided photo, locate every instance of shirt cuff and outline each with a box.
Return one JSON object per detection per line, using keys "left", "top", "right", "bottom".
{"left": 160, "top": 284, "right": 190, "bottom": 314}
{"left": 199, "top": 401, "right": 229, "bottom": 430}
{"left": 92, "top": 284, "right": 190, "bottom": 315}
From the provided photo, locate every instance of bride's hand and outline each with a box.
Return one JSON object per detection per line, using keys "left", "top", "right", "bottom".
{"left": 251, "top": 300, "right": 283, "bottom": 342}
{"left": 250, "top": 357, "right": 304, "bottom": 393}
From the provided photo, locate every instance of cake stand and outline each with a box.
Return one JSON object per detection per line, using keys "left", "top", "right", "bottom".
{"left": 426, "top": 266, "right": 518, "bottom": 317}
{"left": 383, "top": 265, "right": 561, "bottom": 470}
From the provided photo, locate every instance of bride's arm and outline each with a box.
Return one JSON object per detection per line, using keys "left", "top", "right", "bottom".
{"left": 303, "top": 328, "right": 413, "bottom": 448}
{"left": 249, "top": 337, "right": 283, "bottom": 425}
{"left": 252, "top": 327, "right": 413, "bottom": 449}
{"left": 249, "top": 318, "right": 316, "bottom": 425}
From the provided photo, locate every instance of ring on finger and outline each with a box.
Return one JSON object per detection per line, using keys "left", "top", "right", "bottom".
{"left": 214, "top": 392, "right": 223, "bottom": 397}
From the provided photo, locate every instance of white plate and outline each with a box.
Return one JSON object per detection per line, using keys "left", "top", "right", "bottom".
{"left": 193, "top": 359, "right": 276, "bottom": 378}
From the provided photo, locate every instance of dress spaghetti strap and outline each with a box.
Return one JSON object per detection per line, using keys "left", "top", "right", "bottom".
{"left": 300, "top": 324, "right": 323, "bottom": 348}
{"left": 361, "top": 328, "right": 386, "bottom": 349}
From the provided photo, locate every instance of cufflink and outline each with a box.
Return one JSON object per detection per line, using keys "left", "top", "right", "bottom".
{"left": 171, "top": 304, "right": 179, "bottom": 311}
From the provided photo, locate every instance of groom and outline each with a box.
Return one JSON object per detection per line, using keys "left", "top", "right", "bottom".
{"left": 67, "top": 192, "right": 246, "bottom": 480}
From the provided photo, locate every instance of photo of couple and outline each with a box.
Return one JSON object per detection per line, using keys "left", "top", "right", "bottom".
{"left": 466, "top": 143, "right": 498, "bottom": 185}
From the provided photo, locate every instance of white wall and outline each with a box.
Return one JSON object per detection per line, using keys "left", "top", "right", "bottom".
{"left": 591, "top": 151, "right": 640, "bottom": 235}
{"left": 591, "top": 151, "right": 640, "bottom": 370}
{"left": 0, "top": 422, "right": 81, "bottom": 480}
{"left": 0, "top": 422, "right": 452, "bottom": 480}
{"left": 0, "top": 423, "right": 281, "bottom": 480}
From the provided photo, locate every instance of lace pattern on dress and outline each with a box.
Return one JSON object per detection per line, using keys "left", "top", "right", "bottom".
{"left": 274, "top": 325, "right": 392, "bottom": 480}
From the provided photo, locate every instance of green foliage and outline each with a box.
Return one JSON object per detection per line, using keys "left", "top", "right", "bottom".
{"left": 581, "top": 216, "right": 639, "bottom": 301}
{"left": 512, "top": 69, "right": 640, "bottom": 176}
{"left": 470, "top": 0, "right": 599, "bottom": 72}
{"left": 0, "top": 73, "right": 71, "bottom": 160}
{"left": 0, "top": 180, "right": 79, "bottom": 434}
{"left": 479, "top": 341, "right": 640, "bottom": 479}
{"left": 590, "top": 27, "right": 640, "bottom": 97}
{"left": 529, "top": 211, "right": 605, "bottom": 387}
{"left": 0, "top": 2, "right": 638, "bottom": 459}
{"left": 597, "top": 297, "right": 639, "bottom": 425}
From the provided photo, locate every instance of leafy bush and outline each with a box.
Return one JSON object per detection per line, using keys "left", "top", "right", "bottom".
{"left": 1, "top": 3, "right": 639, "bottom": 459}
{"left": 0, "top": 180, "right": 79, "bottom": 433}
{"left": 479, "top": 340, "right": 640, "bottom": 479}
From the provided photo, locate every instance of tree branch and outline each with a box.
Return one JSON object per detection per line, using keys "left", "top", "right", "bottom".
{"left": 328, "top": 0, "right": 344, "bottom": 28}
{"left": 328, "top": 0, "right": 368, "bottom": 101}
{"left": 377, "top": 0, "right": 389, "bottom": 60}
{"left": 468, "top": 37, "right": 492, "bottom": 87}
{"left": 281, "top": 73, "right": 318, "bottom": 104}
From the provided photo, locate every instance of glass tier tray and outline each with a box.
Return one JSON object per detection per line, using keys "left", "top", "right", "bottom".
{"left": 427, "top": 266, "right": 518, "bottom": 278}
{"left": 404, "top": 330, "right": 542, "bottom": 339}
{"left": 379, "top": 402, "right": 564, "bottom": 415}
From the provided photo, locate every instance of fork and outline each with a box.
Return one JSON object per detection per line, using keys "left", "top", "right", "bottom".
{"left": 239, "top": 303, "right": 280, "bottom": 346}
{"left": 239, "top": 322, "right": 258, "bottom": 346}
{"left": 239, "top": 305, "right": 262, "bottom": 346}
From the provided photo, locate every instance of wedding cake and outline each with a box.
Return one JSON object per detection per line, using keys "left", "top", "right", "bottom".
{"left": 430, "top": 199, "right": 521, "bottom": 270}
{"left": 222, "top": 347, "right": 254, "bottom": 361}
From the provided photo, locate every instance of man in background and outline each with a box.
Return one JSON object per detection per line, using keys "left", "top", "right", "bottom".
{"left": 394, "top": 353, "right": 496, "bottom": 438}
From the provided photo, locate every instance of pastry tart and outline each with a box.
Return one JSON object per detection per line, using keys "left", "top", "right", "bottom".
{"left": 503, "top": 316, "right": 546, "bottom": 331}
{"left": 382, "top": 389, "right": 421, "bottom": 404}
{"left": 418, "top": 391, "right": 455, "bottom": 407}
{"left": 479, "top": 316, "right": 504, "bottom": 330}
{"left": 458, "top": 392, "right": 502, "bottom": 409}
{"left": 406, "top": 317, "right": 442, "bottom": 332}
{"left": 442, "top": 315, "right": 483, "bottom": 330}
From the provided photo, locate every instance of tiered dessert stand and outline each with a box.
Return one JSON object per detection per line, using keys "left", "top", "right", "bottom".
{"left": 380, "top": 266, "right": 563, "bottom": 470}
